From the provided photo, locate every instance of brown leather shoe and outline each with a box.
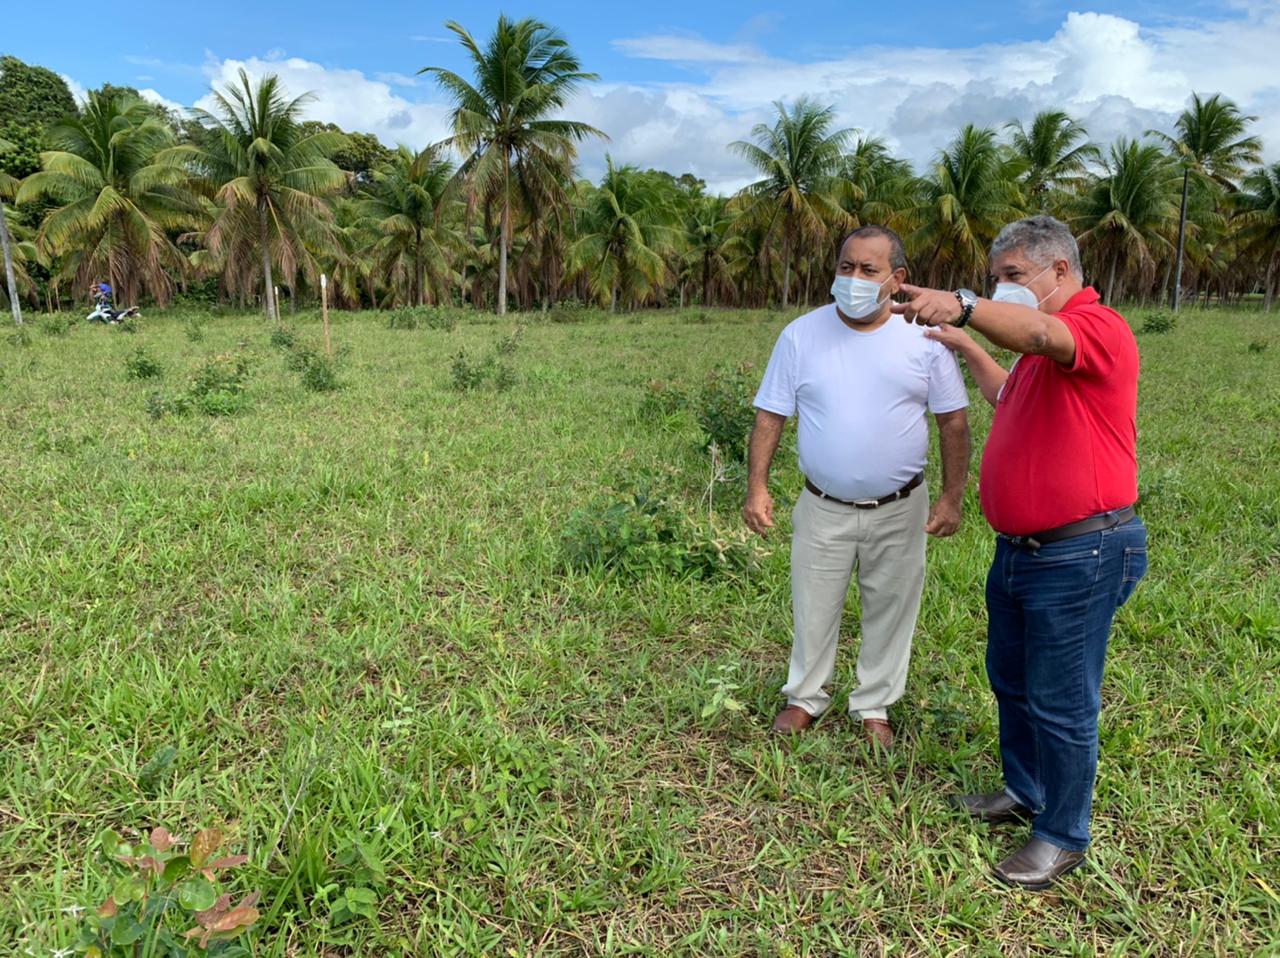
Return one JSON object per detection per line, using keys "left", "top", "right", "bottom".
{"left": 770, "top": 705, "right": 815, "bottom": 734}
{"left": 993, "top": 837, "right": 1085, "bottom": 891}
{"left": 949, "top": 791, "right": 1034, "bottom": 825}
{"left": 863, "top": 718, "right": 893, "bottom": 749}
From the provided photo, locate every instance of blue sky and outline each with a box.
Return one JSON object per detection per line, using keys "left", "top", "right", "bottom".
{"left": 6, "top": 1, "right": 1277, "bottom": 190}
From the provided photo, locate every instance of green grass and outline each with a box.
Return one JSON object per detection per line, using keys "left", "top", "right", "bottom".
{"left": 1, "top": 303, "right": 1278, "bottom": 956}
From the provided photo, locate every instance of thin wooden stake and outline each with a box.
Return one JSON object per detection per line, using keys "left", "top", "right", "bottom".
{"left": 321, "top": 274, "right": 332, "bottom": 357}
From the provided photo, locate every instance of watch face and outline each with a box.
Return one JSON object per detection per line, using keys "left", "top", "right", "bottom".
{"left": 958, "top": 288, "right": 977, "bottom": 305}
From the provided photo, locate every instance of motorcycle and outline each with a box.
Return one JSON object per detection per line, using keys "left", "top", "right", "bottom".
{"left": 86, "top": 303, "right": 141, "bottom": 324}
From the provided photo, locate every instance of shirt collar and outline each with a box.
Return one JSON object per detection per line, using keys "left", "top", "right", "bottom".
{"left": 1060, "top": 286, "right": 1101, "bottom": 311}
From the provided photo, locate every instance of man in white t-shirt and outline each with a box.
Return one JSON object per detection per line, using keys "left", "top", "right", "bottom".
{"left": 743, "top": 226, "right": 971, "bottom": 748}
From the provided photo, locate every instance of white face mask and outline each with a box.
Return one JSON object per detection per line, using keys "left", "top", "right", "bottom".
{"left": 831, "top": 274, "right": 891, "bottom": 321}
{"left": 991, "top": 263, "right": 1056, "bottom": 310}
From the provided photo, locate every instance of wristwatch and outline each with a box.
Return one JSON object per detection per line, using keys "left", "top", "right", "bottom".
{"left": 954, "top": 289, "right": 978, "bottom": 327}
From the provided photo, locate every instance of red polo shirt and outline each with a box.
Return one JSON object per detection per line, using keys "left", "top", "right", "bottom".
{"left": 979, "top": 288, "right": 1139, "bottom": 535}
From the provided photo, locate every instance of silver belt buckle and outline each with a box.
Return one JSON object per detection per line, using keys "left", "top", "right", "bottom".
{"left": 852, "top": 496, "right": 881, "bottom": 508}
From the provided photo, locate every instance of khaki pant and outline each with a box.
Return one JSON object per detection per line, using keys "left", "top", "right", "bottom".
{"left": 782, "top": 485, "right": 929, "bottom": 720}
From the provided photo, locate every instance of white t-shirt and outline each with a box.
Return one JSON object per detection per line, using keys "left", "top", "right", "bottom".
{"left": 754, "top": 304, "right": 969, "bottom": 501}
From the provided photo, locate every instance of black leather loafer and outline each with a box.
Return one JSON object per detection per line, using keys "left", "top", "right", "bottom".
{"left": 993, "top": 837, "right": 1085, "bottom": 890}
{"left": 949, "top": 791, "right": 1034, "bottom": 825}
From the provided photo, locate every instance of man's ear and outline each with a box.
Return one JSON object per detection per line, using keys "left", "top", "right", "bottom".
{"left": 1055, "top": 259, "right": 1070, "bottom": 283}
{"left": 890, "top": 268, "right": 908, "bottom": 294}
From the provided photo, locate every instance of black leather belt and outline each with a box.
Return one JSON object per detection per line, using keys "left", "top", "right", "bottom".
{"left": 1000, "top": 505, "right": 1137, "bottom": 550}
{"left": 804, "top": 473, "right": 923, "bottom": 509}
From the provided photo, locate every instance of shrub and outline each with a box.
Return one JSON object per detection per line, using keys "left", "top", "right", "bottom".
{"left": 184, "top": 316, "right": 206, "bottom": 343}
{"left": 6, "top": 325, "right": 32, "bottom": 347}
{"left": 1140, "top": 310, "right": 1176, "bottom": 334}
{"left": 114, "top": 314, "right": 142, "bottom": 334}
{"left": 1247, "top": 339, "right": 1268, "bottom": 354}
{"left": 71, "top": 825, "right": 259, "bottom": 957}
{"left": 124, "top": 347, "right": 163, "bottom": 381}
{"left": 385, "top": 308, "right": 418, "bottom": 330}
{"left": 695, "top": 362, "right": 757, "bottom": 461}
{"left": 296, "top": 348, "right": 342, "bottom": 393}
{"left": 450, "top": 349, "right": 488, "bottom": 392}
{"left": 639, "top": 378, "right": 688, "bottom": 418}
{"left": 40, "top": 313, "right": 74, "bottom": 337}
{"left": 268, "top": 325, "right": 298, "bottom": 350}
{"left": 562, "top": 487, "right": 757, "bottom": 580}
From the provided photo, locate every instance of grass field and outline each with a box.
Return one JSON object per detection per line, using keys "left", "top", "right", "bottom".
{"left": 1, "top": 303, "right": 1278, "bottom": 957}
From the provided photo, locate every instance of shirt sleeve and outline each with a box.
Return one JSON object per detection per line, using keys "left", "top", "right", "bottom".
{"left": 1060, "top": 308, "right": 1124, "bottom": 378}
{"left": 926, "top": 341, "right": 970, "bottom": 414}
{"left": 753, "top": 327, "right": 797, "bottom": 417}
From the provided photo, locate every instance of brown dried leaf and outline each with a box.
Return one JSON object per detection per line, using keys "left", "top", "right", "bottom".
{"left": 97, "top": 896, "right": 118, "bottom": 918}
{"left": 150, "top": 827, "right": 174, "bottom": 851}
{"left": 193, "top": 893, "right": 233, "bottom": 926}
{"left": 189, "top": 827, "right": 222, "bottom": 868}
{"left": 207, "top": 854, "right": 248, "bottom": 870}
{"left": 208, "top": 904, "right": 259, "bottom": 934}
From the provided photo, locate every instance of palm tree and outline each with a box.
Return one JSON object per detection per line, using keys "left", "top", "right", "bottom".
{"left": 837, "top": 135, "right": 916, "bottom": 231}
{"left": 1151, "top": 93, "right": 1262, "bottom": 310}
{"left": 185, "top": 69, "right": 347, "bottom": 322}
{"left": 905, "top": 125, "right": 1025, "bottom": 290}
{"left": 1006, "top": 111, "right": 1100, "bottom": 210}
{"left": 569, "top": 158, "right": 679, "bottom": 311}
{"left": 1071, "top": 138, "right": 1181, "bottom": 303}
{"left": 683, "top": 194, "right": 737, "bottom": 307}
{"left": 0, "top": 136, "right": 23, "bottom": 325}
{"left": 421, "top": 16, "right": 604, "bottom": 316}
{"left": 361, "top": 145, "right": 459, "bottom": 306}
{"left": 1235, "top": 163, "right": 1280, "bottom": 310}
{"left": 730, "top": 98, "right": 852, "bottom": 308}
{"left": 17, "top": 92, "right": 199, "bottom": 307}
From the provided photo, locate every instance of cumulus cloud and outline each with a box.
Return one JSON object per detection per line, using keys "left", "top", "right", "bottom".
{"left": 60, "top": 4, "right": 1280, "bottom": 195}
{"left": 193, "top": 55, "right": 451, "bottom": 151}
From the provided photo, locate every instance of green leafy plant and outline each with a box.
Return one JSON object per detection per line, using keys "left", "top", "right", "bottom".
{"left": 1140, "top": 310, "right": 1176, "bottom": 334}
{"left": 124, "top": 347, "right": 163, "bottom": 381}
{"left": 184, "top": 316, "right": 206, "bottom": 343}
{"left": 701, "top": 664, "right": 747, "bottom": 720}
{"left": 450, "top": 349, "right": 489, "bottom": 392}
{"left": 283, "top": 341, "right": 343, "bottom": 393}
{"left": 1247, "top": 339, "right": 1268, "bottom": 354}
{"left": 562, "top": 487, "right": 758, "bottom": 580}
{"left": 40, "top": 313, "right": 75, "bottom": 336}
{"left": 114, "top": 314, "right": 142, "bottom": 334}
{"left": 639, "top": 378, "right": 688, "bottom": 418}
{"left": 315, "top": 837, "right": 386, "bottom": 926}
{"left": 72, "top": 825, "right": 259, "bottom": 956}
{"left": 268, "top": 325, "right": 298, "bottom": 350}
{"left": 695, "top": 362, "right": 757, "bottom": 461}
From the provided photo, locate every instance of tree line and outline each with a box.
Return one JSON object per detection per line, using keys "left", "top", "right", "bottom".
{"left": 2, "top": 17, "right": 1279, "bottom": 327}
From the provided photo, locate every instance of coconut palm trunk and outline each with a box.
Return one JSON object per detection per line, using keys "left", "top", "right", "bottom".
{"left": 1170, "top": 167, "right": 1190, "bottom": 311}
{"left": 258, "top": 199, "right": 277, "bottom": 323}
{"left": 0, "top": 198, "right": 21, "bottom": 326}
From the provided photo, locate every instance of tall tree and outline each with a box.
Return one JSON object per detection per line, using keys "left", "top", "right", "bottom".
{"left": 730, "top": 98, "right": 852, "bottom": 308}
{"left": 683, "top": 194, "right": 738, "bottom": 307}
{"left": 361, "top": 145, "right": 458, "bottom": 306}
{"left": 421, "top": 16, "right": 604, "bottom": 315}
{"left": 569, "top": 159, "right": 679, "bottom": 311}
{"left": 1071, "top": 138, "right": 1181, "bottom": 303}
{"left": 186, "top": 69, "right": 347, "bottom": 322}
{"left": 18, "top": 92, "right": 199, "bottom": 306}
{"left": 0, "top": 136, "right": 24, "bottom": 325}
{"left": 1006, "top": 111, "right": 1100, "bottom": 210}
{"left": 1151, "top": 93, "right": 1262, "bottom": 309}
{"left": 1235, "top": 163, "right": 1280, "bottom": 311}
{"left": 905, "top": 124, "right": 1025, "bottom": 290}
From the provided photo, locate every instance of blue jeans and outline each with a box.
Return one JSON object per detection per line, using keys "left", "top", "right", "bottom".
{"left": 985, "top": 516, "right": 1147, "bottom": 851}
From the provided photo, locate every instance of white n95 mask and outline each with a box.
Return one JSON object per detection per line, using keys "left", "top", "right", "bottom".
{"left": 991, "top": 263, "right": 1055, "bottom": 309}
{"left": 831, "top": 275, "right": 889, "bottom": 320}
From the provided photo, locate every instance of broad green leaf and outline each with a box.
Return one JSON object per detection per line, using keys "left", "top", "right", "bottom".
{"left": 177, "top": 877, "right": 217, "bottom": 911}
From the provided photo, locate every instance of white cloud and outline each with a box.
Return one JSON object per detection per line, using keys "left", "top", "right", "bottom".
{"left": 60, "top": 73, "right": 88, "bottom": 105}
{"left": 612, "top": 34, "right": 766, "bottom": 64}
{"left": 138, "top": 88, "right": 186, "bottom": 114}
{"left": 194, "top": 55, "right": 451, "bottom": 151}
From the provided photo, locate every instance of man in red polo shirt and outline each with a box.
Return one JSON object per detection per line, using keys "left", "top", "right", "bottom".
{"left": 890, "top": 215, "right": 1147, "bottom": 890}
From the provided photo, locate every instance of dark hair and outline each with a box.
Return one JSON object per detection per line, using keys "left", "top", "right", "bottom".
{"left": 837, "top": 225, "right": 907, "bottom": 273}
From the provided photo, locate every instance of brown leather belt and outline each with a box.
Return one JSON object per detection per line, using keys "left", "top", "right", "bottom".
{"left": 804, "top": 472, "right": 923, "bottom": 509}
{"left": 1000, "top": 505, "right": 1137, "bottom": 550}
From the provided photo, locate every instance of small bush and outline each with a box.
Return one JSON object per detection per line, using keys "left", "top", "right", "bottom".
{"left": 450, "top": 349, "right": 488, "bottom": 391}
{"left": 385, "top": 308, "right": 419, "bottom": 330}
{"left": 40, "top": 313, "right": 75, "bottom": 337}
{"left": 639, "top": 378, "right": 689, "bottom": 418}
{"left": 145, "top": 351, "right": 254, "bottom": 417}
{"left": 114, "top": 314, "right": 142, "bottom": 334}
{"left": 71, "top": 825, "right": 259, "bottom": 956}
{"left": 124, "top": 347, "right": 163, "bottom": 381}
{"left": 423, "top": 307, "right": 461, "bottom": 331}
{"left": 1140, "top": 310, "right": 1176, "bottom": 334}
{"left": 184, "top": 316, "right": 206, "bottom": 343}
{"left": 547, "top": 299, "right": 592, "bottom": 324}
{"left": 492, "top": 361, "right": 518, "bottom": 393}
{"left": 268, "top": 325, "right": 298, "bottom": 350}
{"left": 562, "top": 487, "right": 758, "bottom": 580}
{"left": 297, "top": 348, "right": 342, "bottom": 393}
{"left": 7, "top": 325, "right": 32, "bottom": 347}
{"left": 696, "top": 362, "right": 757, "bottom": 461}
{"left": 1247, "top": 339, "right": 1268, "bottom": 354}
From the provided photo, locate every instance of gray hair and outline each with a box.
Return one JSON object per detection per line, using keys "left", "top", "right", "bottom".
{"left": 838, "top": 225, "right": 908, "bottom": 273}
{"left": 990, "top": 215, "right": 1083, "bottom": 280}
